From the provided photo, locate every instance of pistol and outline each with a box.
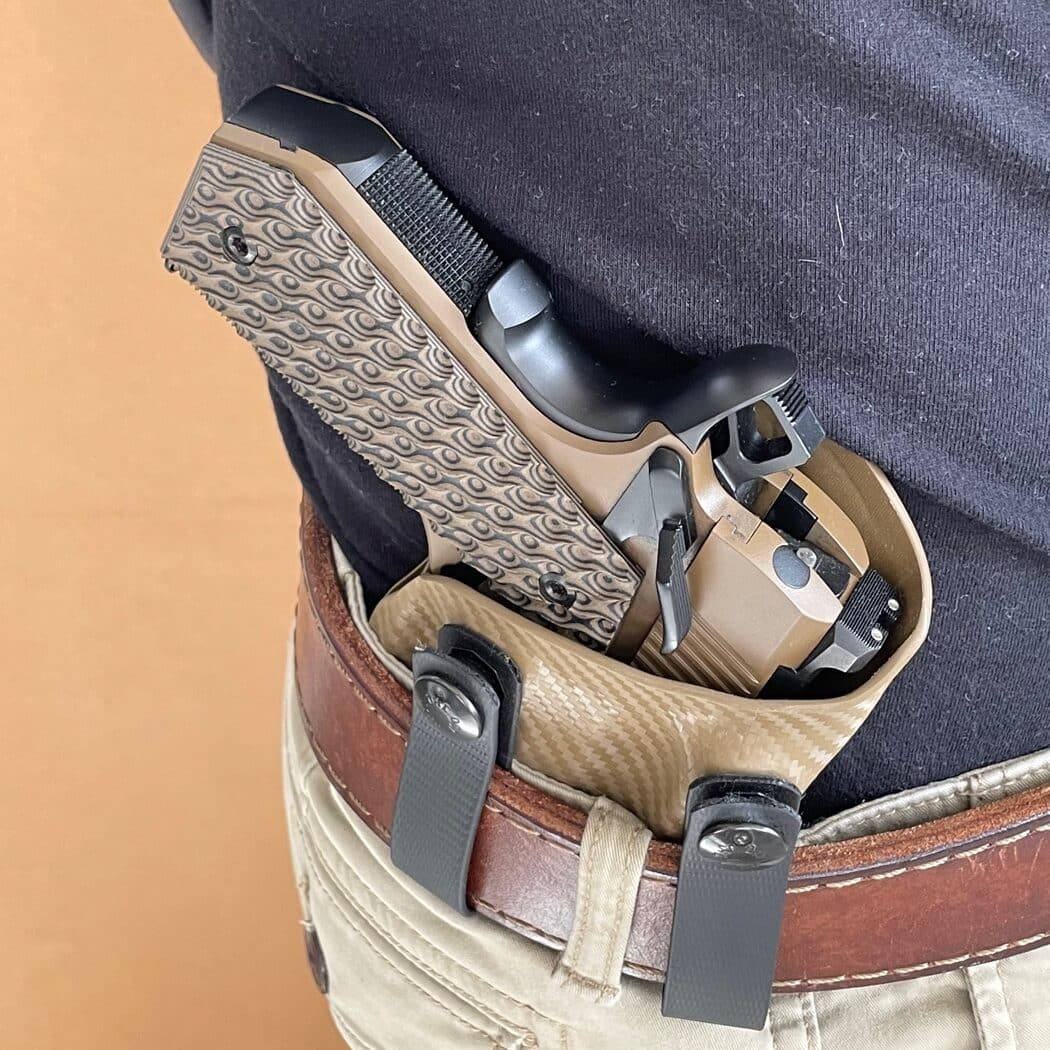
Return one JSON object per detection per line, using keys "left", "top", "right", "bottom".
{"left": 163, "top": 86, "right": 898, "bottom": 696}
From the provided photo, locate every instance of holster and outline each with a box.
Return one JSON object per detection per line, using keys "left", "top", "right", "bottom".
{"left": 293, "top": 494, "right": 1050, "bottom": 1014}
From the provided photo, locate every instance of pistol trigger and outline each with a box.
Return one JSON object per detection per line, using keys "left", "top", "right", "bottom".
{"left": 656, "top": 517, "right": 692, "bottom": 655}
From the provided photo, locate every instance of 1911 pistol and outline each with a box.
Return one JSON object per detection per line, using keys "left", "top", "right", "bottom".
{"left": 163, "top": 86, "right": 899, "bottom": 697}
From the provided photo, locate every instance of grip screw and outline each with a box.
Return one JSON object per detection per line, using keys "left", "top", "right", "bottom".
{"left": 539, "top": 572, "right": 577, "bottom": 609}
{"left": 221, "top": 224, "right": 257, "bottom": 266}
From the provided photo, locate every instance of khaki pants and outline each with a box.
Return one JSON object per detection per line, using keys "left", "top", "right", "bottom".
{"left": 282, "top": 565, "right": 1050, "bottom": 1049}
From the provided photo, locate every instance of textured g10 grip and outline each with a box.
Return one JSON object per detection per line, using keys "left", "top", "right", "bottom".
{"left": 162, "top": 142, "right": 640, "bottom": 648}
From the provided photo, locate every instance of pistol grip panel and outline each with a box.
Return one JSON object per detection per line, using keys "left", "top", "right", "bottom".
{"left": 162, "top": 141, "right": 640, "bottom": 648}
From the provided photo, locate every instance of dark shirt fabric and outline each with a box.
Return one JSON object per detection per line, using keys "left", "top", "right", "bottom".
{"left": 173, "top": 0, "right": 1049, "bottom": 822}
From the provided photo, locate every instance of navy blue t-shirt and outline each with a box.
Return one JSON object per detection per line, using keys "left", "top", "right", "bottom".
{"left": 173, "top": 0, "right": 1049, "bottom": 820}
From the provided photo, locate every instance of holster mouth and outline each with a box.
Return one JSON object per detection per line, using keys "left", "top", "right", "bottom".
{"left": 370, "top": 439, "right": 932, "bottom": 840}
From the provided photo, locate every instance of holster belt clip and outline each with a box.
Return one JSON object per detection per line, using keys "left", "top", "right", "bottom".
{"left": 390, "top": 624, "right": 522, "bottom": 914}
{"left": 662, "top": 774, "right": 802, "bottom": 1030}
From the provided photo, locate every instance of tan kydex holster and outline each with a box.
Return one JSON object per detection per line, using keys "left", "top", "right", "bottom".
{"left": 371, "top": 437, "right": 932, "bottom": 838}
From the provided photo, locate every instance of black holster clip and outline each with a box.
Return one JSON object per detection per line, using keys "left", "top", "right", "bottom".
{"left": 389, "top": 624, "right": 522, "bottom": 915}
{"left": 662, "top": 774, "right": 802, "bottom": 1030}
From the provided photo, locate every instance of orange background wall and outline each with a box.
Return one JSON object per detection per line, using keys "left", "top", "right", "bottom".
{"left": 0, "top": 6, "right": 345, "bottom": 1047}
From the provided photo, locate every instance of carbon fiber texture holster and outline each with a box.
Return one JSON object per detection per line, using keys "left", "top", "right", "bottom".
{"left": 371, "top": 438, "right": 931, "bottom": 838}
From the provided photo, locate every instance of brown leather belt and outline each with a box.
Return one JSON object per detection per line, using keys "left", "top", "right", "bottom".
{"left": 294, "top": 499, "right": 1050, "bottom": 992}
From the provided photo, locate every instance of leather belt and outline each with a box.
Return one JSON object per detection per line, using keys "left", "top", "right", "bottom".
{"left": 294, "top": 499, "right": 1050, "bottom": 991}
